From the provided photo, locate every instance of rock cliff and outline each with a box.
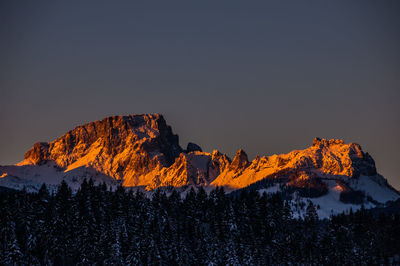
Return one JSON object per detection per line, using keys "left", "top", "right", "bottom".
{"left": 1, "top": 114, "right": 397, "bottom": 209}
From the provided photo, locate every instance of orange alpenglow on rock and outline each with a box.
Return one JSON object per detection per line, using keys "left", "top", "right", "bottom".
{"left": 1, "top": 114, "right": 398, "bottom": 219}
{"left": 0, "top": 114, "right": 394, "bottom": 197}
{"left": 20, "top": 114, "right": 183, "bottom": 187}
{"left": 211, "top": 137, "right": 376, "bottom": 190}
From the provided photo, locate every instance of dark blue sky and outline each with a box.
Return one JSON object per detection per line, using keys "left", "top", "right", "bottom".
{"left": 1, "top": 1, "right": 400, "bottom": 188}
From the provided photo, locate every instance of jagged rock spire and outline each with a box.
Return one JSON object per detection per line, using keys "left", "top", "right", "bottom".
{"left": 230, "top": 149, "right": 249, "bottom": 171}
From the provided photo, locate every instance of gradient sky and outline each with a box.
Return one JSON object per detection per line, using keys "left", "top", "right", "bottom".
{"left": 1, "top": 1, "right": 399, "bottom": 189}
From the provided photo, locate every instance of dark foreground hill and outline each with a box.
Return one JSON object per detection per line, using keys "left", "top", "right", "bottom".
{"left": 1, "top": 181, "right": 399, "bottom": 265}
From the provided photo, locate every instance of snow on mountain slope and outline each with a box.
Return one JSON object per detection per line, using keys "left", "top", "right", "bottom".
{"left": 256, "top": 178, "right": 397, "bottom": 219}
{"left": 0, "top": 162, "right": 119, "bottom": 192}
{"left": 290, "top": 180, "right": 376, "bottom": 219}
{"left": 348, "top": 175, "right": 399, "bottom": 203}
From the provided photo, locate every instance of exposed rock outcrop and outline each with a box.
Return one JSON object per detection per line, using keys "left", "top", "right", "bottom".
{"left": 22, "top": 114, "right": 183, "bottom": 187}
{"left": 229, "top": 149, "right": 249, "bottom": 171}
{"left": 211, "top": 137, "right": 379, "bottom": 189}
{"left": 4, "top": 115, "right": 394, "bottom": 197}
{"left": 185, "top": 142, "right": 202, "bottom": 153}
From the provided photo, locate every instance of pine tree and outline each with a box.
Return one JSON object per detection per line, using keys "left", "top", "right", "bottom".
{"left": 305, "top": 201, "right": 318, "bottom": 226}
{"left": 1, "top": 179, "right": 399, "bottom": 264}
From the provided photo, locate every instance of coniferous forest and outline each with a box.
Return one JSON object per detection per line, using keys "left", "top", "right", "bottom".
{"left": 1, "top": 180, "right": 400, "bottom": 265}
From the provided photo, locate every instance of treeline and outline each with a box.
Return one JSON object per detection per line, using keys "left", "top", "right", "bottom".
{"left": 0, "top": 180, "right": 399, "bottom": 265}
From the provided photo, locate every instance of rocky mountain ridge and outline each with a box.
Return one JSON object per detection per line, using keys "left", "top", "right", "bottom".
{"left": 20, "top": 114, "right": 182, "bottom": 187}
{"left": 0, "top": 114, "right": 398, "bottom": 217}
{"left": 211, "top": 137, "right": 378, "bottom": 189}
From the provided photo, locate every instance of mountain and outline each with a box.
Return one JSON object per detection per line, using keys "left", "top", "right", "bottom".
{"left": 0, "top": 114, "right": 398, "bottom": 218}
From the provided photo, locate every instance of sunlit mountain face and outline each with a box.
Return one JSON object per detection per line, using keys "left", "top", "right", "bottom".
{"left": 0, "top": 114, "right": 399, "bottom": 218}
{"left": 1, "top": 114, "right": 400, "bottom": 265}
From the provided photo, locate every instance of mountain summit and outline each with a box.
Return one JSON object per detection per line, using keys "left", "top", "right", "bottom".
{"left": 24, "top": 114, "right": 182, "bottom": 167}
{"left": 0, "top": 114, "right": 398, "bottom": 217}
{"left": 22, "top": 114, "right": 182, "bottom": 186}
